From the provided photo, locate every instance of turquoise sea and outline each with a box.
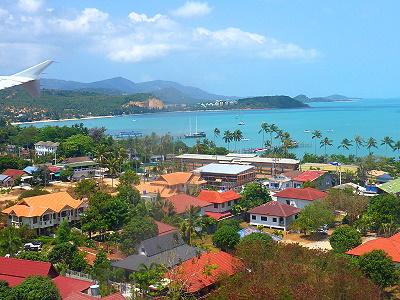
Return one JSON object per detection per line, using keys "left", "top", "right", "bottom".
{"left": 27, "top": 98, "right": 400, "bottom": 158}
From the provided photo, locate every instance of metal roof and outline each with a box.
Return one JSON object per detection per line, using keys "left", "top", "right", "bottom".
{"left": 195, "top": 163, "right": 255, "bottom": 175}
{"left": 379, "top": 178, "right": 400, "bottom": 194}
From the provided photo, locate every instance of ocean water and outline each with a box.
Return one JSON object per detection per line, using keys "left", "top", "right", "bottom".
{"left": 27, "top": 98, "right": 400, "bottom": 157}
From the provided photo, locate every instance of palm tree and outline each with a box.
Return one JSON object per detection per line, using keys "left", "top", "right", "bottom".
{"left": 354, "top": 135, "right": 364, "bottom": 157}
{"left": 268, "top": 123, "right": 279, "bottom": 147}
{"left": 180, "top": 205, "right": 201, "bottom": 245}
{"left": 320, "top": 137, "right": 333, "bottom": 156}
{"left": 392, "top": 141, "right": 400, "bottom": 158}
{"left": 223, "top": 130, "right": 232, "bottom": 151}
{"left": 381, "top": 136, "right": 394, "bottom": 154}
{"left": 94, "top": 144, "right": 109, "bottom": 182}
{"left": 338, "top": 138, "right": 353, "bottom": 152}
{"left": 366, "top": 137, "right": 378, "bottom": 155}
{"left": 233, "top": 129, "right": 243, "bottom": 152}
{"left": 281, "top": 136, "right": 295, "bottom": 155}
{"left": 258, "top": 122, "right": 269, "bottom": 147}
{"left": 0, "top": 227, "right": 22, "bottom": 257}
{"left": 104, "top": 147, "right": 127, "bottom": 187}
{"left": 213, "top": 128, "right": 220, "bottom": 146}
{"left": 311, "top": 130, "right": 322, "bottom": 155}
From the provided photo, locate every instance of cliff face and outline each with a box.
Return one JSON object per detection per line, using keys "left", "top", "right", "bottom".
{"left": 124, "top": 97, "right": 165, "bottom": 109}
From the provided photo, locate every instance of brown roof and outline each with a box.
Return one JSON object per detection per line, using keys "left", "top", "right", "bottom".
{"left": 155, "top": 221, "right": 177, "bottom": 235}
{"left": 154, "top": 172, "right": 206, "bottom": 186}
{"left": 249, "top": 201, "right": 300, "bottom": 217}
{"left": 282, "top": 170, "right": 302, "bottom": 179}
{"left": 167, "top": 193, "right": 211, "bottom": 214}
{"left": 64, "top": 156, "right": 93, "bottom": 164}
{"left": 135, "top": 182, "right": 176, "bottom": 198}
{"left": 2, "top": 192, "right": 84, "bottom": 217}
{"left": 2, "top": 169, "right": 26, "bottom": 179}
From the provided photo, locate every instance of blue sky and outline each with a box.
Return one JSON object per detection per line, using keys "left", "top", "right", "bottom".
{"left": 1, "top": 0, "right": 400, "bottom": 98}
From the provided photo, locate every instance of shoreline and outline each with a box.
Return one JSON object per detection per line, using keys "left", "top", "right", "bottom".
{"left": 11, "top": 115, "right": 114, "bottom": 125}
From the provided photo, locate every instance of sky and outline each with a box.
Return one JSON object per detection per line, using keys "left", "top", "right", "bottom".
{"left": 1, "top": 0, "right": 400, "bottom": 98}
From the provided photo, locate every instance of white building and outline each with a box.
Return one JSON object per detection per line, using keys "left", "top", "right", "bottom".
{"left": 248, "top": 201, "right": 300, "bottom": 230}
{"left": 34, "top": 141, "right": 59, "bottom": 156}
{"left": 274, "top": 187, "right": 327, "bottom": 209}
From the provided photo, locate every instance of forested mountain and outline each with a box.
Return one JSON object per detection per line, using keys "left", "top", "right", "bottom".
{"left": 294, "top": 94, "right": 355, "bottom": 103}
{"left": 236, "top": 95, "right": 308, "bottom": 109}
{"left": 41, "top": 77, "right": 236, "bottom": 104}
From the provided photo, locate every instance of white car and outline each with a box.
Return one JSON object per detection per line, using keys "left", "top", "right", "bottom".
{"left": 24, "top": 241, "right": 42, "bottom": 251}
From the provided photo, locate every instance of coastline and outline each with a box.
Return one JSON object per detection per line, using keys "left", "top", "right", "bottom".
{"left": 11, "top": 115, "right": 114, "bottom": 125}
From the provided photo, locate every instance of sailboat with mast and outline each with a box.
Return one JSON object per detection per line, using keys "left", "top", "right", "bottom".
{"left": 184, "top": 116, "right": 206, "bottom": 138}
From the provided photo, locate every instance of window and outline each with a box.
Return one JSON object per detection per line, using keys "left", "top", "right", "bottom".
{"left": 33, "top": 217, "right": 37, "bottom": 224}
{"left": 228, "top": 201, "right": 232, "bottom": 206}
{"left": 286, "top": 200, "right": 290, "bottom": 205}
{"left": 61, "top": 211, "right": 67, "bottom": 217}
{"left": 221, "top": 203, "right": 225, "bottom": 208}
{"left": 272, "top": 218, "right": 277, "bottom": 222}
{"left": 261, "top": 216, "right": 267, "bottom": 221}
{"left": 251, "top": 215, "right": 256, "bottom": 220}
{"left": 214, "top": 203, "right": 218, "bottom": 209}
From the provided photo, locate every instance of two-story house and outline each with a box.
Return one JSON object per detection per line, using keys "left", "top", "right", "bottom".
{"left": 2, "top": 192, "right": 87, "bottom": 234}
{"left": 197, "top": 190, "right": 241, "bottom": 220}
{"left": 34, "top": 141, "right": 59, "bottom": 156}
{"left": 291, "top": 170, "right": 334, "bottom": 190}
{"left": 274, "top": 187, "right": 327, "bottom": 209}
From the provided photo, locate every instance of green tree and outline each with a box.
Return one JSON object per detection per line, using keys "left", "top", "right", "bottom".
{"left": 239, "top": 232, "right": 273, "bottom": 248}
{"left": 130, "top": 263, "right": 166, "bottom": 296}
{"left": 217, "top": 219, "right": 241, "bottom": 231}
{"left": 13, "top": 276, "right": 61, "bottom": 300}
{"left": 223, "top": 130, "right": 233, "bottom": 151}
{"left": 18, "top": 251, "right": 48, "bottom": 262}
{"left": 55, "top": 220, "right": 71, "bottom": 244}
{"left": 354, "top": 135, "right": 364, "bottom": 157}
{"left": 357, "top": 250, "right": 399, "bottom": 287}
{"left": 179, "top": 205, "right": 202, "bottom": 245}
{"left": 92, "top": 249, "right": 111, "bottom": 282}
{"left": 329, "top": 225, "right": 361, "bottom": 253}
{"left": 60, "top": 134, "right": 94, "bottom": 157}
{"left": 366, "top": 137, "right": 378, "bottom": 155}
{"left": 59, "top": 167, "right": 73, "bottom": 182}
{"left": 74, "top": 179, "right": 98, "bottom": 199}
{"left": 381, "top": 136, "right": 394, "bottom": 154}
{"left": 212, "top": 225, "right": 240, "bottom": 251}
{"left": 117, "top": 184, "right": 141, "bottom": 206}
{"left": 0, "top": 280, "right": 12, "bottom": 300}
{"left": 258, "top": 122, "right": 269, "bottom": 148}
{"left": 320, "top": 137, "right": 333, "bottom": 156}
{"left": 232, "top": 129, "right": 243, "bottom": 152}
{"left": 311, "top": 130, "right": 322, "bottom": 154}
{"left": 240, "top": 182, "right": 271, "bottom": 210}
{"left": 0, "top": 226, "right": 22, "bottom": 257}
{"left": 290, "top": 201, "right": 334, "bottom": 235}
{"left": 119, "top": 170, "right": 140, "bottom": 186}
{"left": 393, "top": 140, "right": 400, "bottom": 158}
{"left": 338, "top": 138, "right": 352, "bottom": 152}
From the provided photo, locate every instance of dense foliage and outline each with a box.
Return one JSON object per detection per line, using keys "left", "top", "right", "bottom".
{"left": 212, "top": 225, "right": 240, "bottom": 251}
{"left": 329, "top": 225, "right": 362, "bottom": 253}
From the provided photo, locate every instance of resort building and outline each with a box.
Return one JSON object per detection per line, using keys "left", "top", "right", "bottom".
{"left": 136, "top": 172, "right": 206, "bottom": 199}
{"left": 248, "top": 201, "right": 300, "bottom": 230}
{"left": 34, "top": 141, "right": 59, "bottom": 156}
{"left": 61, "top": 156, "right": 98, "bottom": 180}
{"left": 2, "top": 192, "right": 87, "bottom": 233}
{"left": 291, "top": 170, "right": 334, "bottom": 190}
{"left": 166, "top": 193, "right": 212, "bottom": 215}
{"left": 193, "top": 163, "right": 255, "bottom": 190}
{"left": 197, "top": 190, "right": 241, "bottom": 220}
{"left": 274, "top": 187, "right": 327, "bottom": 209}
{"left": 172, "top": 153, "right": 300, "bottom": 176}
{"left": 165, "top": 251, "right": 242, "bottom": 295}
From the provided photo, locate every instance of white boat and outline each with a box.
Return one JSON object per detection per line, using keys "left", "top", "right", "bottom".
{"left": 238, "top": 121, "right": 245, "bottom": 126}
{"left": 304, "top": 129, "right": 310, "bottom": 133}
{"left": 132, "top": 119, "right": 137, "bottom": 122}
{"left": 184, "top": 117, "right": 206, "bottom": 139}
{"left": 241, "top": 138, "right": 250, "bottom": 141}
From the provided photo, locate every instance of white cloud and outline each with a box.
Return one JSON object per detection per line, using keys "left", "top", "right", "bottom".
{"left": 106, "top": 43, "right": 174, "bottom": 63}
{"left": 18, "top": 0, "right": 43, "bottom": 13}
{"left": 194, "top": 27, "right": 265, "bottom": 47}
{"left": 128, "top": 12, "right": 163, "bottom": 23}
{"left": 172, "top": 1, "right": 211, "bottom": 18}
{"left": 54, "top": 8, "right": 109, "bottom": 33}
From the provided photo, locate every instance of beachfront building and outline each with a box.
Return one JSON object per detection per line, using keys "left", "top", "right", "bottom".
{"left": 193, "top": 163, "right": 255, "bottom": 190}
{"left": 61, "top": 156, "right": 98, "bottom": 180}
{"left": 248, "top": 201, "right": 300, "bottom": 230}
{"left": 2, "top": 192, "right": 87, "bottom": 233}
{"left": 274, "top": 187, "right": 327, "bottom": 209}
{"left": 291, "top": 170, "right": 334, "bottom": 190}
{"left": 34, "top": 141, "right": 59, "bottom": 156}
{"left": 172, "top": 153, "right": 300, "bottom": 176}
{"left": 136, "top": 172, "right": 206, "bottom": 200}
{"left": 197, "top": 190, "right": 241, "bottom": 220}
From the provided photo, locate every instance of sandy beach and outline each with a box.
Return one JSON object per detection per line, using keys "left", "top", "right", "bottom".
{"left": 11, "top": 115, "right": 114, "bottom": 125}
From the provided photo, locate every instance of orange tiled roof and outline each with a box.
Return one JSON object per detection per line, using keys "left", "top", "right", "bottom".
{"left": 197, "top": 190, "right": 241, "bottom": 204}
{"left": 2, "top": 192, "right": 83, "bottom": 217}
{"left": 135, "top": 182, "right": 176, "bottom": 198}
{"left": 155, "top": 172, "right": 206, "bottom": 186}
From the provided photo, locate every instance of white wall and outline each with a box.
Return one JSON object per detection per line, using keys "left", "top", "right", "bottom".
{"left": 276, "top": 197, "right": 312, "bottom": 209}
{"left": 249, "top": 213, "right": 296, "bottom": 230}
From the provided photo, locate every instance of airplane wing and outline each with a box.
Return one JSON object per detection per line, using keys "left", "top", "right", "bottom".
{"left": 0, "top": 78, "right": 28, "bottom": 90}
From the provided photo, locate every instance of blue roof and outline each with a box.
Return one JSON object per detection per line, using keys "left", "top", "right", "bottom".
{"left": 238, "top": 226, "right": 282, "bottom": 242}
{"left": 0, "top": 174, "right": 11, "bottom": 181}
{"left": 23, "top": 166, "right": 39, "bottom": 174}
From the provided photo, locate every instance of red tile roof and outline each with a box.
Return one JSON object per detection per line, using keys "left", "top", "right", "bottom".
{"left": 293, "top": 170, "right": 326, "bottom": 183}
{"left": 167, "top": 193, "right": 211, "bottom": 214}
{"left": 155, "top": 221, "right": 177, "bottom": 235}
{"left": 53, "top": 276, "right": 92, "bottom": 299}
{"left": 165, "top": 251, "right": 243, "bottom": 293}
{"left": 2, "top": 169, "right": 26, "bottom": 179}
{"left": 64, "top": 292, "right": 125, "bottom": 300}
{"left": 204, "top": 211, "right": 232, "bottom": 220}
{"left": 346, "top": 233, "right": 400, "bottom": 263}
{"left": 248, "top": 201, "right": 301, "bottom": 217}
{"left": 197, "top": 190, "right": 241, "bottom": 204}
{"left": 274, "top": 188, "right": 327, "bottom": 201}
{"left": 0, "top": 257, "right": 57, "bottom": 285}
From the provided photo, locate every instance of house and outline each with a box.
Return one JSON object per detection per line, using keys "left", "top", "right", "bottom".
{"left": 2, "top": 169, "right": 26, "bottom": 181}
{"left": 378, "top": 178, "right": 400, "bottom": 196}
{"left": 136, "top": 172, "right": 206, "bottom": 199}
{"left": 248, "top": 201, "right": 300, "bottom": 230}
{"left": 346, "top": 233, "right": 400, "bottom": 263}
{"left": 367, "top": 170, "right": 393, "bottom": 184}
{"left": 172, "top": 153, "right": 300, "bottom": 176}
{"left": 111, "top": 231, "right": 199, "bottom": 274}
{"left": 264, "top": 174, "right": 294, "bottom": 191}
{"left": 34, "top": 141, "right": 59, "bottom": 156}
{"left": 0, "top": 257, "right": 123, "bottom": 299}
{"left": 166, "top": 193, "right": 212, "bottom": 215}
{"left": 197, "top": 190, "right": 241, "bottom": 220}
{"left": 62, "top": 157, "right": 98, "bottom": 180}
{"left": 165, "top": 251, "right": 243, "bottom": 295}
{"left": 274, "top": 188, "right": 327, "bottom": 209}
{"left": 0, "top": 174, "right": 13, "bottom": 188}
{"left": 2, "top": 192, "right": 87, "bottom": 233}
{"left": 291, "top": 170, "right": 333, "bottom": 190}
{"left": 23, "top": 166, "right": 39, "bottom": 175}
{"left": 193, "top": 163, "right": 255, "bottom": 190}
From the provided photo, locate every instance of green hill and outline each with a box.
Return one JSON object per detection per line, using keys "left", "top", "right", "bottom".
{"left": 236, "top": 95, "right": 308, "bottom": 109}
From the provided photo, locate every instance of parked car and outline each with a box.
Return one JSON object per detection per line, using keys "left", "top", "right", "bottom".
{"left": 24, "top": 241, "right": 43, "bottom": 251}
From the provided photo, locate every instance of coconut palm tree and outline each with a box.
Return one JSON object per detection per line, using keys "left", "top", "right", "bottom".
{"left": 381, "top": 136, "right": 394, "bottom": 154}
{"left": 366, "top": 137, "right": 378, "bottom": 155}
{"left": 269, "top": 123, "right": 279, "bottom": 147}
{"left": 311, "top": 130, "right": 322, "bottom": 154}
{"left": 354, "top": 135, "right": 364, "bottom": 157}
{"left": 281, "top": 136, "right": 295, "bottom": 155}
{"left": 223, "top": 130, "right": 232, "bottom": 151}
{"left": 338, "top": 138, "right": 353, "bottom": 152}
{"left": 258, "top": 122, "right": 269, "bottom": 147}
{"left": 213, "top": 128, "right": 220, "bottom": 145}
{"left": 233, "top": 129, "right": 243, "bottom": 152}
{"left": 179, "top": 205, "right": 202, "bottom": 245}
{"left": 320, "top": 137, "right": 333, "bottom": 156}
{"left": 392, "top": 140, "right": 400, "bottom": 158}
